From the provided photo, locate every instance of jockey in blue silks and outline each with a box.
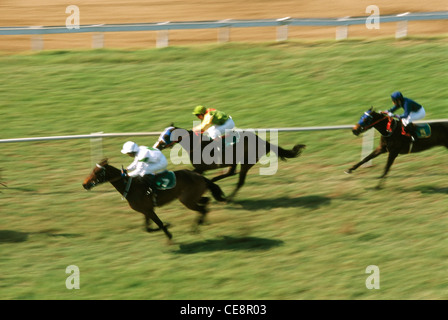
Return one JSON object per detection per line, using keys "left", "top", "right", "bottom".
{"left": 387, "top": 91, "right": 426, "bottom": 140}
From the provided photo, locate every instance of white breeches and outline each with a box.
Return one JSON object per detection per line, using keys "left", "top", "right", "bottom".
{"left": 401, "top": 107, "right": 426, "bottom": 126}
{"left": 205, "top": 117, "right": 235, "bottom": 140}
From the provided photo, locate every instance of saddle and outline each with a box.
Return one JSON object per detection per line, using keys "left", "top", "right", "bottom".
{"left": 387, "top": 118, "right": 431, "bottom": 139}
{"left": 154, "top": 171, "right": 176, "bottom": 190}
{"left": 138, "top": 171, "right": 176, "bottom": 196}
{"left": 401, "top": 123, "right": 432, "bottom": 139}
{"left": 223, "top": 130, "right": 240, "bottom": 147}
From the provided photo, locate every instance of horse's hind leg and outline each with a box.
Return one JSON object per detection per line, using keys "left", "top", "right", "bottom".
{"left": 179, "top": 194, "right": 209, "bottom": 232}
{"left": 211, "top": 165, "right": 237, "bottom": 182}
{"left": 228, "top": 164, "right": 252, "bottom": 201}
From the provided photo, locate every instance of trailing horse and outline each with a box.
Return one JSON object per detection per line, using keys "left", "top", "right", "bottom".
{"left": 153, "top": 126, "right": 306, "bottom": 199}
{"left": 347, "top": 108, "right": 448, "bottom": 186}
{"left": 82, "top": 159, "right": 226, "bottom": 240}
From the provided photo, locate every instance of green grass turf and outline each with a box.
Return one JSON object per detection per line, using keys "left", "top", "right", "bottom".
{"left": 0, "top": 38, "right": 447, "bottom": 299}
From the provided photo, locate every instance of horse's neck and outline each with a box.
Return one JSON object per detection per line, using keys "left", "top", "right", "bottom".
{"left": 373, "top": 116, "right": 393, "bottom": 136}
{"left": 180, "top": 130, "right": 211, "bottom": 156}
{"left": 106, "top": 166, "right": 126, "bottom": 195}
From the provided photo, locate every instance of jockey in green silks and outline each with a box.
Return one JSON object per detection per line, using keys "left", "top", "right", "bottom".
{"left": 192, "top": 105, "right": 235, "bottom": 140}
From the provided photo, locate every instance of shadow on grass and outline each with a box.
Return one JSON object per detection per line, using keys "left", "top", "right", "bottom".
{"left": 233, "top": 195, "right": 331, "bottom": 211}
{"left": 174, "top": 236, "right": 284, "bottom": 254}
{"left": 414, "top": 185, "right": 448, "bottom": 194}
{"left": 0, "top": 229, "right": 82, "bottom": 244}
{"left": 0, "top": 230, "right": 28, "bottom": 243}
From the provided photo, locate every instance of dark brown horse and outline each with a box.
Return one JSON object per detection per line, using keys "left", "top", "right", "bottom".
{"left": 153, "top": 126, "right": 306, "bottom": 199}
{"left": 347, "top": 108, "right": 448, "bottom": 186}
{"left": 82, "top": 159, "right": 226, "bottom": 240}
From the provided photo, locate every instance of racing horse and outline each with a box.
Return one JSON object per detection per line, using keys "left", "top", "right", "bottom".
{"left": 347, "top": 108, "right": 448, "bottom": 186}
{"left": 153, "top": 126, "right": 306, "bottom": 199}
{"left": 82, "top": 159, "right": 226, "bottom": 240}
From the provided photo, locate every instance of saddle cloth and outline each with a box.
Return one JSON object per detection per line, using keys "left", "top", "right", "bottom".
{"left": 414, "top": 123, "right": 431, "bottom": 139}
{"left": 155, "top": 171, "right": 176, "bottom": 190}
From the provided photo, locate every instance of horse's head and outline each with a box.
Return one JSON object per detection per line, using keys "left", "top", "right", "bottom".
{"left": 153, "top": 124, "right": 190, "bottom": 150}
{"left": 82, "top": 159, "right": 110, "bottom": 190}
{"left": 352, "top": 108, "right": 385, "bottom": 136}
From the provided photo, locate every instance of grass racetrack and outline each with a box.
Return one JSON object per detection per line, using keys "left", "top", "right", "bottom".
{"left": 0, "top": 38, "right": 447, "bottom": 299}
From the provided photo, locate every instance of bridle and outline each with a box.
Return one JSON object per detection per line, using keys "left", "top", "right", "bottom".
{"left": 91, "top": 163, "right": 122, "bottom": 186}
{"left": 90, "top": 163, "right": 107, "bottom": 187}
{"left": 90, "top": 163, "right": 132, "bottom": 199}
{"left": 360, "top": 112, "right": 395, "bottom": 137}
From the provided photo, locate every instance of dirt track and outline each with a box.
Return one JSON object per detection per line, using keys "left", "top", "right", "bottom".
{"left": 1, "top": 0, "right": 447, "bottom": 52}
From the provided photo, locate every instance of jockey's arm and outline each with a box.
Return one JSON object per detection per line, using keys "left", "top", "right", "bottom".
{"left": 193, "top": 113, "right": 214, "bottom": 132}
{"left": 389, "top": 104, "right": 399, "bottom": 114}
{"left": 127, "top": 160, "right": 146, "bottom": 177}
{"left": 127, "top": 149, "right": 151, "bottom": 177}
{"left": 126, "top": 157, "right": 139, "bottom": 171}
{"left": 399, "top": 100, "right": 412, "bottom": 119}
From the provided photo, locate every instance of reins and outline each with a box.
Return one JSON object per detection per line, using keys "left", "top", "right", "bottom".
{"left": 363, "top": 114, "right": 389, "bottom": 131}
{"left": 363, "top": 114, "right": 397, "bottom": 137}
{"left": 95, "top": 163, "right": 133, "bottom": 199}
{"left": 122, "top": 177, "right": 133, "bottom": 200}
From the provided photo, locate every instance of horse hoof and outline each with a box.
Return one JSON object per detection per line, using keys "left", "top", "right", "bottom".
{"left": 147, "top": 222, "right": 171, "bottom": 233}
{"left": 345, "top": 169, "right": 353, "bottom": 174}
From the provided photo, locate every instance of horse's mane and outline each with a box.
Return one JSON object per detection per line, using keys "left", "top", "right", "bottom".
{"left": 98, "top": 158, "right": 109, "bottom": 167}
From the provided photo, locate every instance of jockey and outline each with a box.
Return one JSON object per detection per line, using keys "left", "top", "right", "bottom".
{"left": 387, "top": 91, "right": 426, "bottom": 140}
{"left": 192, "top": 105, "right": 235, "bottom": 140}
{"left": 121, "top": 141, "right": 168, "bottom": 195}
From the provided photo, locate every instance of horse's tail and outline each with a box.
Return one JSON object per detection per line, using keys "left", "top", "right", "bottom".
{"left": 204, "top": 178, "right": 227, "bottom": 202}
{"left": 269, "top": 143, "right": 306, "bottom": 161}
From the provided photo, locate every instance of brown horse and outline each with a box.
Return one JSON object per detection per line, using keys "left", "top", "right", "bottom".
{"left": 347, "top": 108, "right": 448, "bottom": 187}
{"left": 153, "top": 126, "right": 306, "bottom": 199}
{"left": 82, "top": 159, "right": 226, "bottom": 240}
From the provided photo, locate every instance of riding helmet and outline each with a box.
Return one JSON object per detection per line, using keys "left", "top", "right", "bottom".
{"left": 391, "top": 91, "right": 403, "bottom": 102}
{"left": 121, "top": 141, "right": 139, "bottom": 154}
{"left": 192, "top": 105, "right": 207, "bottom": 115}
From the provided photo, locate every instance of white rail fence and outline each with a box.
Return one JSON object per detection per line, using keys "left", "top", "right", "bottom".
{"left": 0, "top": 11, "right": 447, "bottom": 50}
{"left": 2, "top": 120, "right": 447, "bottom": 168}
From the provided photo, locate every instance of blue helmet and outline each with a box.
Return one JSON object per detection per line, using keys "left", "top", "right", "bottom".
{"left": 391, "top": 91, "right": 403, "bottom": 102}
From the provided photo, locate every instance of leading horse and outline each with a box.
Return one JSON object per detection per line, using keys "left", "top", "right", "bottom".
{"left": 153, "top": 126, "right": 306, "bottom": 199}
{"left": 347, "top": 108, "right": 448, "bottom": 186}
{"left": 82, "top": 159, "right": 226, "bottom": 240}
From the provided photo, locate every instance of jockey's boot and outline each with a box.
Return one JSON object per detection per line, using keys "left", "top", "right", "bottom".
{"left": 405, "top": 123, "right": 417, "bottom": 141}
{"left": 143, "top": 174, "right": 157, "bottom": 195}
{"left": 143, "top": 174, "right": 158, "bottom": 205}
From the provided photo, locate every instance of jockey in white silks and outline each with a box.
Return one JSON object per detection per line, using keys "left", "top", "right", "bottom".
{"left": 121, "top": 141, "right": 168, "bottom": 194}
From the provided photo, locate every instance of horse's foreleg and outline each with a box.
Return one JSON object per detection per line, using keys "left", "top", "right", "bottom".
{"left": 145, "top": 210, "right": 172, "bottom": 240}
{"left": 346, "top": 145, "right": 387, "bottom": 174}
{"left": 144, "top": 215, "right": 170, "bottom": 232}
{"left": 376, "top": 151, "right": 399, "bottom": 189}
